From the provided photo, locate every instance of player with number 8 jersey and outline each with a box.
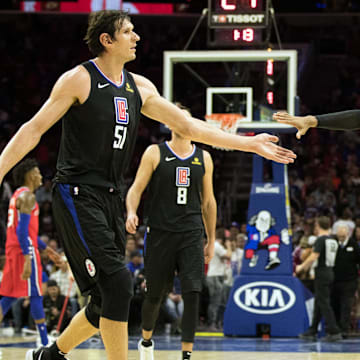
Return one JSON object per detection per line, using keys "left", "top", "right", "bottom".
{"left": 126, "top": 104, "right": 217, "bottom": 360}
{"left": 145, "top": 142, "right": 205, "bottom": 232}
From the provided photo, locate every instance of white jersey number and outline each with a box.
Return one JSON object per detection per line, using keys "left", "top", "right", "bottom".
{"left": 7, "top": 208, "right": 14, "bottom": 228}
{"left": 113, "top": 125, "right": 127, "bottom": 149}
{"left": 177, "top": 188, "right": 188, "bottom": 205}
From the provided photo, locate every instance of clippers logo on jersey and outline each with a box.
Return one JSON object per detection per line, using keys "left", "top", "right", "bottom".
{"left": 176, "top": 167, "right": 190, "bottom": 187}
{"left": 85, "top": 258, "right": 96, "bottom": 278}
{"left": 114, "top": 97, "right": 129, "bottom": 125}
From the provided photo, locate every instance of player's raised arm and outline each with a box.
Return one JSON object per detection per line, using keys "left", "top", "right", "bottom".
{"left": 0, "top": 66, "right": 88, "bottom": 184}
{"left": 273, "top": 110, "right": 360, "bottom": 139}
{"left": 201, "top": 150, "right": 217, "bottom": 264}
{"left": 132, "top": 73, "right": 296, "bottom": 164}
{"left": 125, "top": 145, "right": 160, "bottom": 234}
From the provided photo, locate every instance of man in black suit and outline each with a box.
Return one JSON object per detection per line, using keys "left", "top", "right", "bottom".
{"left": 332, "top": 225, "right": 360, "bottom": 336}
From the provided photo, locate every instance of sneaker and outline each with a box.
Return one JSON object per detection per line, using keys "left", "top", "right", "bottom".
{"left": 299, "top": 330, "right": 317, "bottom": 341}
{"left": 138, "top": 338, "right": 154, "bottom": 360}
{"left": 25, "top": 347, "right": 51, "bottom": 360}
{"left": 322, "top": 333, "right": 342, "bottom": 342}
{"left": 265, "top": 257, "right": 281, "bottom": 270}
{"left": 25, "top": 346, "right": 68, "bottom": 360}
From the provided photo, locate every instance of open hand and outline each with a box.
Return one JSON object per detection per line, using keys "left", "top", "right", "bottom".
{"left": 273, "top": 112, "right": 315, "bottom": 139}
{"left": 252, "top": 133, "right": 296, "bottom": 164}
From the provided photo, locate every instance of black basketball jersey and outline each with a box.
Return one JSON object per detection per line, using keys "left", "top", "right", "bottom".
{"left": 145, "top": 142, "right": 205, "bottom": 232}
{"left": 54, "top": 60, "right": 142, "bottom": 192}
{"left": 314, "top": 235, "right": 338, "bottom": 269}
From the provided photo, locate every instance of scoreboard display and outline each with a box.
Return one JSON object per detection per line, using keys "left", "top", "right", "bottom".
{"left": 207, "top": 0, "right": 269, "bottom": 46}
{"left": 209, "top": 0, "right": 268, "bottom": 28}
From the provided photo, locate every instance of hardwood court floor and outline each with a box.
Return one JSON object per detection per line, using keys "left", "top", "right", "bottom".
{"left": 1, "top": 333, "right": 360, "bottom": 360}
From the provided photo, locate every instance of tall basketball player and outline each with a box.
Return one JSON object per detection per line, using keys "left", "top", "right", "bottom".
{"left": 126, "top": 104, "right": 216, "bottom": 360}
{"left": 0, "top": 10, "right": 295, "bottom": 360}
{"left": 0, "top": 159, "right": 62, "bottom": 347}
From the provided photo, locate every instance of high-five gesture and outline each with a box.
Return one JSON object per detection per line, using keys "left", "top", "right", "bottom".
{"left": 251, "top": 133, "right": 297, "bottom": 163}
{"left": 273, "top": 112, "right": 317, "bottom": 139}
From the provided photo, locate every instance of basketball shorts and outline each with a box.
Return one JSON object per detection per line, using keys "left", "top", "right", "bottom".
{"left": 144, "top": 227, "right": 204, "bottom": 297}
{"left": 52, "top": 184, "right": 127, "bottom": 294}
{"left": 0, "top": 246, "right": 42, "bottom": 298}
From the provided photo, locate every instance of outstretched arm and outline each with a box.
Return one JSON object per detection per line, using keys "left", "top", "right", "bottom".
{"left": 201, "top": 151, "right": 217, "bottom": 264}
{"left": 125, "top": 145, "right": 160, "bottom": 234}
{"left": 132, "top": 73, "right": 296, "bottom": 164}
{"left": 273, "top": 110, "right": 360, "bottom": 139}
{"left": 0, "top": 66, "right": 88, "bottom": 184}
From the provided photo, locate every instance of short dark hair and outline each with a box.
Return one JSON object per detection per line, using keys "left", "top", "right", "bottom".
{"left": 316, "top": 216, "right": 331, "bottom": 230}
{"left": 84, "top": 10, "right": 130, "bottom": 56}
{"left": 47, "top": 279, "right": 58, "bottom": 288}
{"left": 12, "top": 158, "right": 38, "bottom": 188}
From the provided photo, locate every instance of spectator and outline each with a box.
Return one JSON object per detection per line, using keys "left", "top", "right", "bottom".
{"left": 352, "top": 226, "right": 360, "bottom": 244}
{"left": 36, "top": 178, "right": 53, "bottom": 205}
{"left": 219, "top": 239, "right": 243, "bottom": 328}
{"left": 125, "top": 235, "right": 137, "bottom": 264}
{"left": 164, "top": 276, "right": 183, "bottom": 335}
{"left": 332, "top": 207, "right": 356, "bottom": 237}
{"left": 11, "top": 297, "right": 33, "bottom": 335}
{"left": 293, "top": 235, "right": 315, "bottom": 292}
{"left": 236, "top": 233, "right": 246, "bottom": 251}
{"left": 43, "top": 279, "right": 71, "bottom": 333}
{"left": 332, "top": 225, "right": 360, "bottom": 336}
{"left": 49, "top": 253, "right": 79, "bottom": 317}
{"left": 229, "top": 221, "right": 240, "bottom": 241}
{"left": 126, "top": 250, "right": 144, "bottom": 277}
{"left": 206, "top": 238, "right": 231, "bottom": 331}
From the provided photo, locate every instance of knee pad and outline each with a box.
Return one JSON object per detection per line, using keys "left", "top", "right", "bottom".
{"left": 30, "top": 296, "right": 45, "bottom": 321}
{"left": 85, "top": 291, "right": 101, "bottom": 328}
{"left": 98, "top": 268, "right": 133, "bottom": 322}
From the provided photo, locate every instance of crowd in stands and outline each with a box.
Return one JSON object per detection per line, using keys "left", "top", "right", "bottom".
{"left": 1, "top": 13, "right": 360, "bottom": 336}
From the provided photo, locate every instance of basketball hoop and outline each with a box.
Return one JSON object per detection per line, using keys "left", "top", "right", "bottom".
{"left": 205, "top": 113, "right": 244, "bottom": 150}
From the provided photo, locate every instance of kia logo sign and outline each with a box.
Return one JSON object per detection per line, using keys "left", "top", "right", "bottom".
{"left": 233, "top": 281, "right": 296, "bottom": 314}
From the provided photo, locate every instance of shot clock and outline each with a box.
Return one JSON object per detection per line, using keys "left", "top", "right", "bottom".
{"left": 207, "top": 0, "right": 269, "bottom": 47}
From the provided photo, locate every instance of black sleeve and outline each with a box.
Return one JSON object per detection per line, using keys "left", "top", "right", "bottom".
{"left": 316, "top": 110, "right": 360, "bottom": 130}
{"left": 313, "top": 236, "right": 323, "bottom": 254}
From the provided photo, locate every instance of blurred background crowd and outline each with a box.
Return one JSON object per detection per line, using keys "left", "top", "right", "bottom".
{"left": 1, "top": 3, "right": 360, "bottom": 336}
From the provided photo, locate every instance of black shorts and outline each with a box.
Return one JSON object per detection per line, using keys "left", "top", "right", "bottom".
{"left": 52, "top": 183, "right": 127, "bottom": 294}
{"left": 144, "top": 227, "right": 204, "bottom": 297}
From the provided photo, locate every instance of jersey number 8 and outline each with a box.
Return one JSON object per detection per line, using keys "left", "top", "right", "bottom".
{"left": 177, "top": 187, "right": 187, "bottom": 205}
